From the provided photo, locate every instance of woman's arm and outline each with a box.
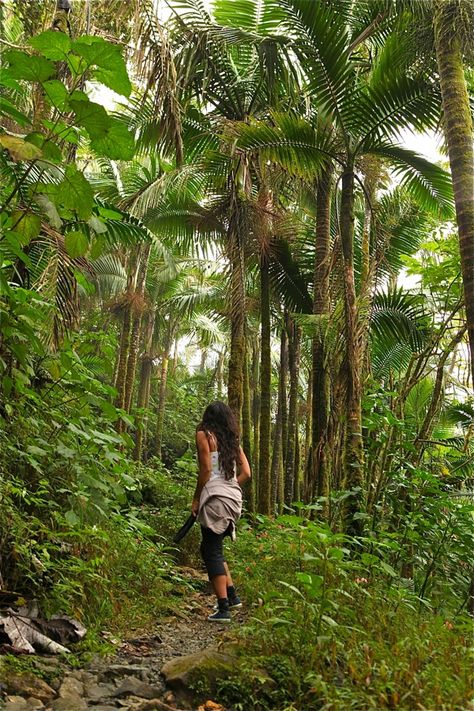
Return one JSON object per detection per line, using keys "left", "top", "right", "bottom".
{"left": 191, "top": 430, "right": 212, "bottom": 514}
{"left": 236, "top": 446, "right": 251, "bottom": 487}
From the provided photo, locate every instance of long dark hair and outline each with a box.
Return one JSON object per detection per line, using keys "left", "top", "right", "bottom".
{"left": 197, "top": 401, "right": 241, "bottom": 480}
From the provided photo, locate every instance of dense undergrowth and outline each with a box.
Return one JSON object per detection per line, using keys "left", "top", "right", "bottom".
{"left": 223, "top": 513, "right": 473, "bottom": 710}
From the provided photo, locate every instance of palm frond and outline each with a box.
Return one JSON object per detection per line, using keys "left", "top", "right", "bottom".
{"left": 370, "top": 289, "right": 432, "bottom": 379}
{"left": 368, "top": 143, "right": 454, "bottom": 218}
{"left": 269, "top": 237, "right": 312, "bottom": 313}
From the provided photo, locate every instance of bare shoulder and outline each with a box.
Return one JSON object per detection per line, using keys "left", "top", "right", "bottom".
{"left": 196, "top": 429, "right": 210, "bottom": 450}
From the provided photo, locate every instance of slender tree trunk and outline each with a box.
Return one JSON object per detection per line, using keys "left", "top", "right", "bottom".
{"left": 294, "top": 427, "right": 301, "bottom": 502}
{"left": 258, "top": 253, "right": 272, "bottom": 515}
{"left": 303, "top": 368, "right": 312, "bottom": 502}
{"left": 155, "top": 320, "right": 174, "bottom": 460}
{"left": 284, "top": 316, "right": 301, "bottom": 505}
{"left": 115, "top": 302, "right": 132, "bottom": 433}
{"left": 251, "top": 338, "right": 260, "bottom": 493}
{"left": 271, "top": 325, "right": 288, "bottom": 512}
{"left": 227, "top": 221, "right": 246, "bottom": 424}
{"left": 311, "top": 166, "right": 333, "bottom": 502}
{"left": 434, "top": 4, "right": 474, "bottom": 386}
{"left": 340, "top": 162, "right": 364, "bottom": 535}
{"left": 124, "top": 245, "right": 151, "bottom": 414}
{"left": 414, "top": 325, "right": 467, "bottom": 461}
{"left": 242, "top": 340, "right": 254, "bottom": 512}
{"left": 216, "top": 350, "right": 225, "bottom": 398}
{"left": 134, "top": 309, "right": 155, "bottom": 461}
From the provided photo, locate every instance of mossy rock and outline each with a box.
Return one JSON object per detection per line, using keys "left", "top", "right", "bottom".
{"left": 161, "top": 646, "right": 237, "bottom": 697}
{"left": 4, "top": 671, "right": 55, "bottom": 701}
{"left": 161, "top": 645, "right": 276, "bottom": 707}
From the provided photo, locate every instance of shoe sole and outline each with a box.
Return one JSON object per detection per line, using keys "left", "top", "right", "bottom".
{"left": 207, "top": 617, "right": 231, "bottom": 623}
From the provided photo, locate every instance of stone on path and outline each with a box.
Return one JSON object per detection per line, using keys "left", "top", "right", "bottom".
{"left": 84, "top": 681, "right": 117, "bottom": 701}
{"left": 4, "top": 674, "right": 55, "bottom": 702}
{"left": 161, "top": 647, "right": 236, "bottom": 695}
{"left": 49, "top": 696, "right": 87, "bottom": 711}
{"left": 112, "top": 676, "right": 163, "bottom": 700}
{"left": 98, "top": 663, "right": 150, "bottom": 682}
{"left": 58, "top": 676, "right": 84, "bottom": 698}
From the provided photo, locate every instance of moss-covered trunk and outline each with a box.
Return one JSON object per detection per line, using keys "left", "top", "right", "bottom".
{"left": 251, "top": 339, "right": 260, "bottom": 493}
{"left": 133, "top": 308, "right": 156, "bottom": 462}
{"left": 155, "top": 320, "right": 174, "bottom": 460}
{"left": 258, "top": 253, "right": 272, "bottom": 515}
{"left": 311, "top": 166, "right": 333, "bottom": 502}
{"left": 340, "top": 162, "right": 364, "bottom": 535}
{"left": 227, "top": 222, "right": 246, "bottom": 425}
{"left": 271, "top": 324, "right": 288, "bottom": 511}
{"left": 284, "top": 316, "right": 301, "bottom": 506}
{"left": 242, "top": 336, "right": 254, "bottom": 512}
{"left": 434, "top": 3, "right": 474, "bottom": 385}
{"left": 124, "top": 245, "right": 151, "bottom": 414}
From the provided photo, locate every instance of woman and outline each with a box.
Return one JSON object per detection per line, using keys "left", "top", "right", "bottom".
{"left": 191, "top": 401, "right": 251, "bottom": 622}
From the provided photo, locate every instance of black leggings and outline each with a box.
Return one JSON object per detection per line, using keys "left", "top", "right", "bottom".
{"left": 200, "top": 524, "right": 232, "bottom": 579}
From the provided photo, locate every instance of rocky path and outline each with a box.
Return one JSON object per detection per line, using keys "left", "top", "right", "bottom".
{"left": 1, "top": 569, "right": 245, "bottom": 711}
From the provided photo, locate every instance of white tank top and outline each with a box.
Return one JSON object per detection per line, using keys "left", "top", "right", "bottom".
{"left": 209, "top": 451, "right": 237, "bottom": 480}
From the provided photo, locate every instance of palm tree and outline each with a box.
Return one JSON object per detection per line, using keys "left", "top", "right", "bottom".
{"left": 432, "top": 0, "right": 474, "bottom": 384}
{"left": 232, "top": 1, "right": 454, "bottom": 529}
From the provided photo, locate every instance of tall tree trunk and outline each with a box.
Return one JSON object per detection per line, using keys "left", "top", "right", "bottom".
{"left": 134, "top": 309, "right": 155, "bottom": 461}
{"left": 258, "top": 253, "right": 272, "bottom": 515}
{"left": 251, "top": 338, "right": 260, "bottom": 493}
{"left": 340, "top": 162, "right": 364, "bottom": 535}
{"left": 434, "top": 2, "right": 474, "bottom": 385}
{"left": 227, "top": 221, "right": 246, "bottom": 424}
{"left": 271, "top": 325, "right": 288, "bottom": 511}
{"left": 155, "top": 320, "right": 173, "bottom": 460}
{"left": 124, "top": 245, "right": 151, "bottom": 414}
{"left": 311, "top": 166, "right": 333, "bottom": 502}
{"left": 216, "top": 350, "right": 225, "bottom": 398}
{"left": 284, "top": 316, "right": 301, "bottom": 505}
{"left": 303, "top": 368, "right": 312, "bottom": 503}
{"left": 242, "top": 340, "right": 254, "bottom": 512}
{"left": 115, "top": 302, "right": 132, "bottom": 434}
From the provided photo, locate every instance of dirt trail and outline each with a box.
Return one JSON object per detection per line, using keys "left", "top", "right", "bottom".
{"left": 1, "top": 568, "right": 244, "bottom": 711}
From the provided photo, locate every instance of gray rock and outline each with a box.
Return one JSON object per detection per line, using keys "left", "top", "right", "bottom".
{"left": 58, "top": 677, "right": 84, "bottom": 698}
{"left": 3, "top": 703, "right": 30, "bottom": 711}
{"left": 161, "top": 647, "right": 235, "bottom": 693}
{"left": 98, "top": 665, "right": 150, "bottom": 683}
{"left": 84, "top": 682, "right": 117, "bottom": 701}
{"left": 112, "top": 678, "right": 162, "bottom": 700}
{"left": 4, "top": 674, "right": 55, "bottom": 702}
{"left": 26, "top": 700, "right": 45, "bottom": 710}
{"left": 50, "top": 695, "right": 87, "bottom": 711}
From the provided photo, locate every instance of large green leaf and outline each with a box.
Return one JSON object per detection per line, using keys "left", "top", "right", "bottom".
{"left": 57, "top": 165, "right": 94, "bottom": 220}
{"left": 42, "top": 79, "right": 69, "bottom": 110}
{"left": 11, "top": 211, "right": 41, "bottom": 246}
{"left": 29, "top": 30, "right": 71, "bottom": 60}
{"left": 70, "top": 98, "right": 135, "bottom": 160}
{"left": 65, "top": 231, "right": 89, "bottom": 258}
{"left": 5, "top": 50, "right": 55, "bottom": 82}
{"left": 71, "top": 36, "right": 132, "bottom": 97}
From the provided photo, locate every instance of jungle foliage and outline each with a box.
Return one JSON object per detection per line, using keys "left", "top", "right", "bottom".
{"left": 0, "top": 1, "right": 473, "bottom": 709}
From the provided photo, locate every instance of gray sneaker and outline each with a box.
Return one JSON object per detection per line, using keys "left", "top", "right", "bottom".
{"left": 208, "top": 609, "right": 231, "bottom": 623}
{"left": 214, "top": 597, "right": 242, "bottom": 611}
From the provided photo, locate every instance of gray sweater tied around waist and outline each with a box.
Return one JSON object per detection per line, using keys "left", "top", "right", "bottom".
{"left": 197, "top": 477, "right": 242, "bottom": 538}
